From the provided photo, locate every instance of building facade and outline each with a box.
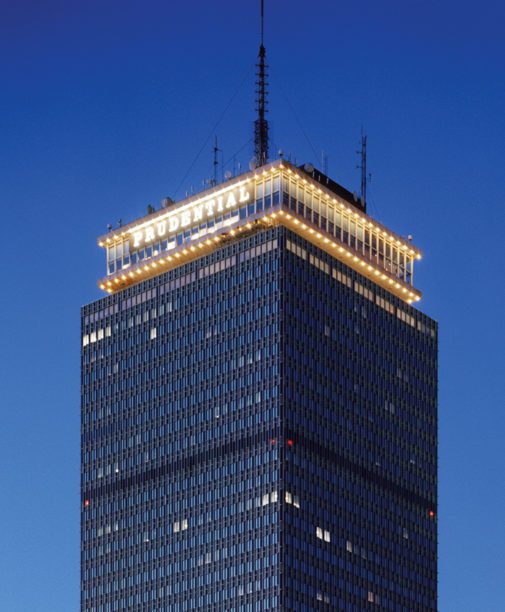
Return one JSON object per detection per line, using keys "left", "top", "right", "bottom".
{"left": 81, "top": 160, "right": 437, "bottom": 610}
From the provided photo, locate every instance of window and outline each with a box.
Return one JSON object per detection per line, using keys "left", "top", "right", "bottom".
{"left": 316, "top": 527, "right": 330, "bottom": 542}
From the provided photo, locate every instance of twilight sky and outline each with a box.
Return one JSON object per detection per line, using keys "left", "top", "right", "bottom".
{"left": 1, "top": 1, "right": 504, "bottom": 610}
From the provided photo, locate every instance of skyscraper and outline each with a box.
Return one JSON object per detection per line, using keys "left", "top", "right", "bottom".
{"left": 81, "top": 159, "right": 437, "bottom": 610}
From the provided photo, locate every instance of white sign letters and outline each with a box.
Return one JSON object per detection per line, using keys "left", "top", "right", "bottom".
{"left": 130, "top": 184, "right": 252, "bottom": 250}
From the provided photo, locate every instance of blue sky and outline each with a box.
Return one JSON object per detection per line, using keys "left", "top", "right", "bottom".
{"left": 1, "top": 1, "right": 504, "bottom": 609}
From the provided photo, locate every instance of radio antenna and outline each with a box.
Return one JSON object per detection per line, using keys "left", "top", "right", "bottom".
{"left": 254, "top": 0, "right": 269, "bottom": 167}
{"left": 357, "top": 128, "right": 368, "bottom": 208}
{"left": 212, "top": 136, "right": 220, "bottom": 187}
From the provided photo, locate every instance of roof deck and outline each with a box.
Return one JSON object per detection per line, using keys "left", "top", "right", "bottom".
{"left": 97, "top": 160, "right": 422, "bottom": 304}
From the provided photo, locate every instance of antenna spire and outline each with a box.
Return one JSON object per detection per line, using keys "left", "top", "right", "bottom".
{"left": 212, "top": 136, "right": 220, "bottom": 186}
{"left": 357, "top": 129, "right": 368, "bottom": 208}
{"left": 254, "top": 0, "right": 269, "bottom": 167}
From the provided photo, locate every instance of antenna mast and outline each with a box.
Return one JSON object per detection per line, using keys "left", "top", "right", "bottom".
{"left": 212, "top": 136, "right": 220, "bottom": 187}
{"left": 254, "top": 0, "right": 269, "bottom": 167}
{"left": 357, "top": 129, "right": 368, "bottom": 207}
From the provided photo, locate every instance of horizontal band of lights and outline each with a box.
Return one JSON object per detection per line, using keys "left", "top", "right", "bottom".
{"left": 98, "top": 209, "right": 421, "bottom": 304}
{"left": 96, "top": 160, "right": 422, "bottom": 303}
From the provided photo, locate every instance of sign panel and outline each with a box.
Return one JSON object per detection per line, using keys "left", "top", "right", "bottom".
{"left": 130, "top": 184, "right": 252, "bottom": 250}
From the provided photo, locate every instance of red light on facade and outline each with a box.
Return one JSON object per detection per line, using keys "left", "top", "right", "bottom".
{"left": 428, "top": 510, "right": 435, "bottom": 518}
{"left": 287, "top": 439, "right": 294, "bottom": 447}
{"left": 84, "top": 499, "right": 90, "bottom": 507}
{"left": 270, "top": 438, "right": 276, "bottom": 445}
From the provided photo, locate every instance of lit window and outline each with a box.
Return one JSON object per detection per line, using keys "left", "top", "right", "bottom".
{"left": 285, "top": 491, "right": 292, "bottom": 504}
{"left": 346, "top": 540, "right": 353, "bottom": 553}
{"left": 316, "top": 527, "right": 330, "bottom": 542}
{"left": 173, "top": 521, "right": 180, "bottom": 533}
{"left": 262, "top": 494, "right": 269, "bottom": 506}
{"left": 270, "top": 491, "right": 278, "bottom": 503}
{"left": 150, "top": 327, "right": 157, "bottom": 340}
{"left": 293, "top": 495, "right": 300, "bottom": 509}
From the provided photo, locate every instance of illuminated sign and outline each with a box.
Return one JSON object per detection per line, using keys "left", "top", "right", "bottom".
{"left": 130, "top": 184, "right": 252, "bottom": 249}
